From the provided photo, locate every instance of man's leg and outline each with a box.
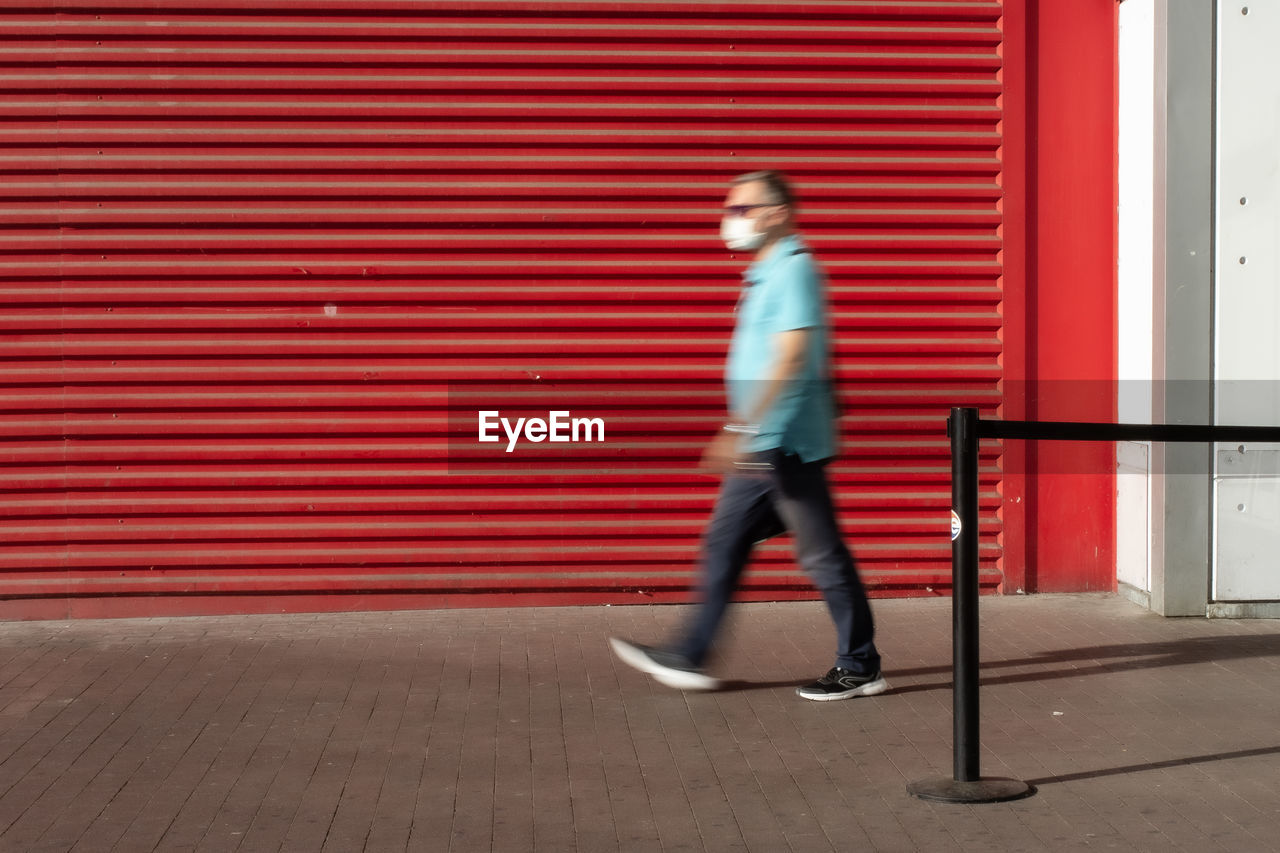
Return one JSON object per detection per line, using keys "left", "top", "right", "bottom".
{"left": 770, "top": 453, "right": 880, "bottom": 676}
{"left": 611, "top": 470, "right": 782, "bottom": 689}
{"left": 674, "top": 470, "right": 784, "bottom": 667}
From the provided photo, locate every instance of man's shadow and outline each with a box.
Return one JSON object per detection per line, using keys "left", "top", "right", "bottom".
{"left": 718, "top": 632, "right": 1280, "bottom": 694}
{"left": 887, "top": 631, "right": 1280, "bottom": 693}
{"left": 719, "top": 632, "right": 1280, "bottom": 785}
{"left": 714, "top": 678, "right": 809, "bottom": 693}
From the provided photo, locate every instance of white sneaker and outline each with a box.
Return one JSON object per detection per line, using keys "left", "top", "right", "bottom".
{"left": 609, "top": 638, "right": 720, "bottom": 691}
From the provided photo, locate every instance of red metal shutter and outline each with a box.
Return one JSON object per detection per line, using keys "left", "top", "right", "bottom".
{"left": 1, "top": 1, "right": 1004, "bottom": 618}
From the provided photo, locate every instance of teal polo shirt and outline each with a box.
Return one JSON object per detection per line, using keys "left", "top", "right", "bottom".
{"left": 726, "top": 234, "right": 837, "bottom": 462}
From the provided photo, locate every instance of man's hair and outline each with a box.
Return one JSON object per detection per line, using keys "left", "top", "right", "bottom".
{"left": 732, "top": 170, "right": 798, "bottom": 209}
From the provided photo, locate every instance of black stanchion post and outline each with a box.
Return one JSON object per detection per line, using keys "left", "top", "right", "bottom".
{"left": 906, "top": 411, "right": 1280, "bottom": 804}
{"left": 907, "top": 408, "right": 1033, "bottom": 803}
{"left": 952, "top": 405, "right": 981, "bottom": 782}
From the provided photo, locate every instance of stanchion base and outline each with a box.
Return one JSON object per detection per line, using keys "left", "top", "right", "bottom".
{"left": 907, "top": 776, "right": 1035, "bottom": 804}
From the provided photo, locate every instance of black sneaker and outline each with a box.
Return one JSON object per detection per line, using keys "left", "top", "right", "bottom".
{"left": 609, "top": 638, "right": 720, "bottom": 691}
{"left": 795, "top": 667, "right": 888, "bottom": 701}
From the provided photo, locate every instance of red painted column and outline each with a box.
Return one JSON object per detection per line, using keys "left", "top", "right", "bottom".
{"left": 1003, "top": 0, "right": 1119, "bottom": 592}
{"left": 998, "top": 0, "right": 1029, "bottom": 594}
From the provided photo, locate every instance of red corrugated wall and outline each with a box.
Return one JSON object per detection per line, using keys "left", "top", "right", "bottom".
{"left": 1, "top": 1, "right": 1006, "bottom": 618}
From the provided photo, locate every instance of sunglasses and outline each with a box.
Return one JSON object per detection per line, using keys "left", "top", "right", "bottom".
{"left": 723, "top": 203, "right": 782, "bottom": 217}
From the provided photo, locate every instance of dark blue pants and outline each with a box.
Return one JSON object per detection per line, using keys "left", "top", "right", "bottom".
{"left": 676, "top": 450, "right": 880, "bottom": 675}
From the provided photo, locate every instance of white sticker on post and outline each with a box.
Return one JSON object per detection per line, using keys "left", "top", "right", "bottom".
{"left": 950, "top": 510, "right": 962, "bottom": 542}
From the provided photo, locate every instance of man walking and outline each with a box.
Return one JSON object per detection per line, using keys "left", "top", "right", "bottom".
{"left": 610, "top": 171, "right": 886, "bottom": 701}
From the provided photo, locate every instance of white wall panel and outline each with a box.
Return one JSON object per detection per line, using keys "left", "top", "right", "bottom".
{"left": 1215, "top": 0, "right": 1280, "bottom": 602}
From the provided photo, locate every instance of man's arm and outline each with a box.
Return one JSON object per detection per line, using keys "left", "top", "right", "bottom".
{"left": 702, "top": 328, "right": 811, "bottom": 473}
{"left": 738, "top": 328, "right": 810, "bottom": 425}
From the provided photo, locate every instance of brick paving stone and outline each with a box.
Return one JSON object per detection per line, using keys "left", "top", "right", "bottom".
{"left": 522, "top": 635, "right": 576, "bottom": 852}
{"left": 588, "top": 646, "right": 660, "bottom": 851}
{"left": 556, "top": 634, "right": 621, "bottom": 852}
{"left": 444, "top": 632, "right": 504, "bottom": 852}
{"left": 2, "top": 595, "right": 1280, "bottom": 851}
{"left": 365, "top": 637, "right": 436, "bottom": 852}
{"left": 0, "top": 646, "right": 162, "bottom": 850}
{"left": 137, "top": 642, "right": 239, "bottom": 846}
{"left": 406, "top": 634, "right": 469, "bottom": 851}
{"left": 487, "top": 632, "right": 533, "bottom": 852}
{"left": 626, "top": 697, "right": 704, "bottom": 852}
{"left": 35, "top": 643, "right": 210, "bottom": 851}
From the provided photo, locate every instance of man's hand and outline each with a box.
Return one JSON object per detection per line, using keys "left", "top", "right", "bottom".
{"left": 699, "top": 431, "right": 746, "bottom": 475}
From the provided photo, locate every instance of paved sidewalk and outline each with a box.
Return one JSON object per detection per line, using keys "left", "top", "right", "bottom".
{"left": 2, "top": 593, "right": 1280, "bottom": 852}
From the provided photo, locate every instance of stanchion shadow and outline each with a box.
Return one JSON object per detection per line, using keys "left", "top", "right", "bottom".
{"left": 884, "top": 632, "right": 1280, "bottom": 695}
{"left": 1025, "top": 744, "right": 1280, "bottom": 786}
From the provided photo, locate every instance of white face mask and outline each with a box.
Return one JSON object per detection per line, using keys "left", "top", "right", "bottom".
{"left": 720, "top": 215, "right": 766, "bottom": 251}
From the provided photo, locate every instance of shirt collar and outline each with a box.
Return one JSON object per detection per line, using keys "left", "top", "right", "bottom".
{"left": 746, "top": 233, "right": 805, "bottom": 285}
